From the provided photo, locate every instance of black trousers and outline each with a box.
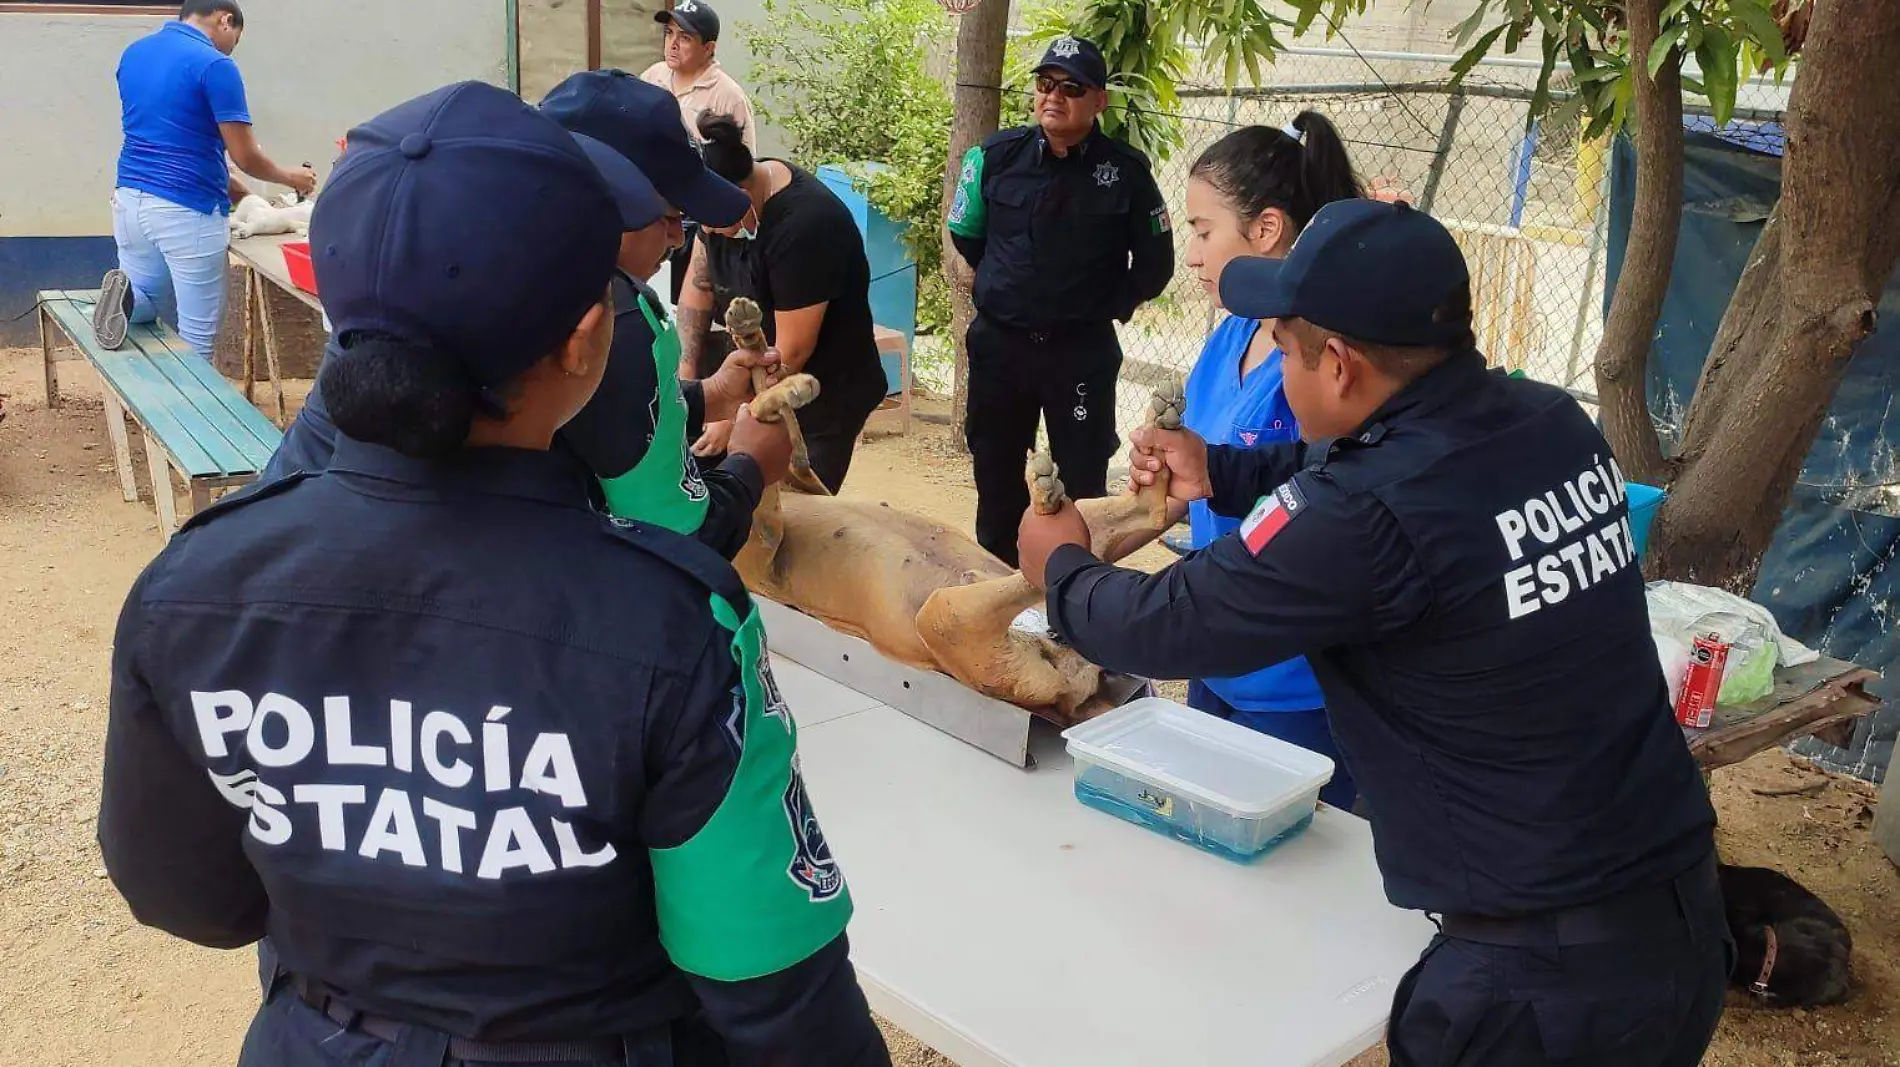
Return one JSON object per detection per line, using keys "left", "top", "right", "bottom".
{"left": 697, "top": 358, "right": 883, "bottom": 495}
{"left": 964, "top": 313, "right": 1122, "bottom": 566}
{"left": 242, "top": 970, "right": 729, "bottom": 1067}
{"left": 1387, "top": 852, "right": 1734, "bottom": 1067}
{"left": 801, "top": 409, "right": 875, "bottom": 493}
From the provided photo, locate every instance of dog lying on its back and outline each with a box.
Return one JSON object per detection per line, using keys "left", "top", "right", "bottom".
{"left": 1718, "top": 863, "right": 1853, "bottom": 1006}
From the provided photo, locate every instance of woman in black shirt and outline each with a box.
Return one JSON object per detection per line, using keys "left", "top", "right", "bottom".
{"left": 676, "top": 114, "right": 888, "bottom": 493}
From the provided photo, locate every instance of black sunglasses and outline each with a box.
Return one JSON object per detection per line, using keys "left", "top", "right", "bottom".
{"left": 1034, "top": 74, "right": 1090, "bottom": 100}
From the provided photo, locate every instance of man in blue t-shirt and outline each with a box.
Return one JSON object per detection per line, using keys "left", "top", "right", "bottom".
{"left": 93, "top": 1, "right": 316, "bottom": 360}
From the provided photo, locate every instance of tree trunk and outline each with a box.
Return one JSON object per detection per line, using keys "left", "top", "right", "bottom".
{"left": 940, "top": 0, "right": 1010, "bottom": 446}
{"left": 1673, "top": 207, "right": 1783, "bottom": 457}
{"left": 1646, "top": 0, "right": 1900, "bottom": 590}
{"left": 1592, "top": 0, "right": 1682, "bottom": 488}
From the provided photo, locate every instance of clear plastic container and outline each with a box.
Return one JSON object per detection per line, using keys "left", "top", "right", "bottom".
{"left": 1061, "top": 698, "right": 1335, "bottom": 863}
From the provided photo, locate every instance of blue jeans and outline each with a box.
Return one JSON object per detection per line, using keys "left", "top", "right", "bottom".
{"left": 111, "top": 187, "right": 229, "bottom": 358}
{"left": 1187, "top": 680, "right": 1358, "bottom": 811}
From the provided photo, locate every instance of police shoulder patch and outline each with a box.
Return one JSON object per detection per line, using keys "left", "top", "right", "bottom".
{"left": 1238, "top": 478, "right": 1310, "bottom": 555}
{"left": 176, "top": 470, "right": 313, "bottom": 536}
{"left": 783, "top": 761, "right": 844, "bottom": 902}
{"left": 983, "top": 126, "right": 1029, "bottom": 147}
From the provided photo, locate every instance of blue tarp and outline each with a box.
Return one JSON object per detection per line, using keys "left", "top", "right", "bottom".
{"left": 1608, "top": 126, "right": 1898, "bottom": 783}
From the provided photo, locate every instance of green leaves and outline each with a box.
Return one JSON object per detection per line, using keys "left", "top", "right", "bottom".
{"left": 1729, "top": 0, "right": 1786, "bottom": 67}
{"left": 1648, "top": 22, "right": 1689, "bottom": 78}
{"left": 1449, "top": 24, "right": 1509, "bottom": 86}
{"left": 1450, "top": 2, "right": 1493, "bottom": 49}
{"left": 744, "top": 0, "right": 955, "bottom": 329}
{"left": 1278, "top": 0, "right": 1803, "bottom": 139}
{"left": 1695, "top": 23, "right": 1739, "bottom": 124}
{"left": 1024, "top": 0, "right": 1299, "bottom": 163}
{"left": 1530, "top": 27, "right": 1562, "bottom": 119}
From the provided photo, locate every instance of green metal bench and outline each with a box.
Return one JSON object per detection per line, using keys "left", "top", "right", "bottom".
{"left": 39, "top": 289, "right": 283, "bottom": 539}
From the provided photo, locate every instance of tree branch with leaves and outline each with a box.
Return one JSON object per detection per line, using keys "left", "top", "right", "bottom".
{"left": 1283, "top": 0, "right": 1899, "bottom": 593}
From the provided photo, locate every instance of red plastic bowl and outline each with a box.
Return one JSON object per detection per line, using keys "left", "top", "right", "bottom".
{"left": 282, "top": 241, "right": 318, "bottom": 296}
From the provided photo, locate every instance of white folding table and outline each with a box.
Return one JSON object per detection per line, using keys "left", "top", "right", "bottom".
{"left": 770, "top": 653, "right": 1436, "bottom": 1067}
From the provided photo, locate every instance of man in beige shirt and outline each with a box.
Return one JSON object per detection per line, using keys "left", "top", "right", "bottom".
{"left": 643, "top": 0, "right": 756, "bottom": 300}
{"left": 642, "top": 0, "right": 756, "bottom": 151}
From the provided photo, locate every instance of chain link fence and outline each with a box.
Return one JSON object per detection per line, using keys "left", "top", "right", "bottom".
{"left": 917, "top": 44, "right": 1791, "bottom": 445}
{"left": 1104, "top": 47, "right": 1610, "bottom": 437}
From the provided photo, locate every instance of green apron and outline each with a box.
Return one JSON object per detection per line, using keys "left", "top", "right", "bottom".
{"left": 596, "top": 292, "right": 710, "bottom": 535}
{"left": 649, "top": 594, "right": 854, "bottom": 981}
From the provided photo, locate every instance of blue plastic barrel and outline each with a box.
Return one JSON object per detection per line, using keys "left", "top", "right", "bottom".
{"left": 1627, "top": 482, "right": 1666, "bottom": 558}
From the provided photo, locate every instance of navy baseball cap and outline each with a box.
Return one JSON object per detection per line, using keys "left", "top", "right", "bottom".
{"left": 539, "top": 70, "right": 749, "bottom": 227}
{"left": 311, "top": 81, "right": 621, "bottom": 389}
{"left": 1034, "top": 36, "right": 1108, "bottom": 91}
{"left": 571, "top": 132, "right": 666, "bottom": 231}
{"left": 1220, "top": 199, "right": 1472, "bottom": 347}
{"left": 655, "top": 0, "right": 720, "bottom": 42}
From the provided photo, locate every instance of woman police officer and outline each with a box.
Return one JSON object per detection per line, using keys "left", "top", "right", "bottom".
{"left": 260, "top": 70, "right": 788, "bottom": 563}
{"left": 97, "top": 82, "right": 889, "bottom": 1067}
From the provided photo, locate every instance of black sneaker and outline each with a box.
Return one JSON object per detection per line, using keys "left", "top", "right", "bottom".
{"left": 93, "top": 269, "right": 134, "bottom": 350}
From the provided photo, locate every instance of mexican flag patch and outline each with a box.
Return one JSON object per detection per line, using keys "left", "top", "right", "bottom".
{"left": 1239, "top": 480, "right": 1309, "bottom": 555}
{"left": 1150, "top": 205, "right": 1171, "bottom": 235}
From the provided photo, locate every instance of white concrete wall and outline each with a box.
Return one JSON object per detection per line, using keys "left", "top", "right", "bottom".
{"left": 0, "top": 1, "right": 509, "bottom": 238}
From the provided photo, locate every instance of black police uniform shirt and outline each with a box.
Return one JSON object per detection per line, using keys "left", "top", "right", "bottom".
{"left": 1044, "top": 354, "right": 1717, "bottom": 917}
{"left": 562, "top": 272, "right": 762, "bottom": 558}
{"left": 97, "top": 437, "right": 886, "bottom": 1063}
{"left": 260, "top": 275, "right": 763, "bottom": 560}
{"left": 698, "top": 162, "right": 889, "bottom": 432}
{"left": 946, "top": 124, "right": 1174, "bottom": 330}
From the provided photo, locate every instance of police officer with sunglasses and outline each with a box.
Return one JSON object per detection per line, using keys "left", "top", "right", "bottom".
{"left": 946, "top": 36, "right": 1174, "bottom": 566}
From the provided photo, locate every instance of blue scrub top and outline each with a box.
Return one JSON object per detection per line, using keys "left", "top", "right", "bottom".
{"left": 1182, "top": 314, "right": 1325, "bottom": 712}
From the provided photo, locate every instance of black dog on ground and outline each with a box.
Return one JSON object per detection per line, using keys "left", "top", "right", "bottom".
{"left": 1718, "top": 863, "right": 1854, "bottom": 1006}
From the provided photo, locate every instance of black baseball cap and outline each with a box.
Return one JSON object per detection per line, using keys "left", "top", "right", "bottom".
{"left": 655, "top": 0, "right": 720, "bottom": 42}
{"left": 1033, "top": 36, "right": 1108, "bottom": 91}
{"left": 1220, "top": 199, "right": 1472, "bottom": 347}
{"left": 571, "top": 132, "right": 666, "bottom": 231}
{"left": 311, "top": 81, "right": 620, "bottom": 389}
{"left": 539, "top": 70, "right": 749, "bottom": 227}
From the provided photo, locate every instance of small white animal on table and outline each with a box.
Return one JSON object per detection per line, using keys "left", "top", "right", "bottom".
{"left": 229, "top": 190, "right": 314, "bottom": 239}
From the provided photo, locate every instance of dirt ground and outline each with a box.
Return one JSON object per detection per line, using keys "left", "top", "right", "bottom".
{"left": 1, "top": 351, "right": 1893, "bottom": 1066}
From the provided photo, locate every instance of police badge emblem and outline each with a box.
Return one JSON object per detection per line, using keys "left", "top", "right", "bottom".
{"left": 783, "top": 764, "right": 845, "bottom": 901}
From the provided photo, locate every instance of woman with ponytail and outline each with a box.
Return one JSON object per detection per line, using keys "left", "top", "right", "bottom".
{"left": 675, "top": 111, "right": 889, "bottom": 492}
{"left": 1180, "top": 111, "right": 1365, "bottom": 809}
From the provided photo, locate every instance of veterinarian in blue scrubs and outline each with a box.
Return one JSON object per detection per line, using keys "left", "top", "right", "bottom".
{"left": 1179, "top": 114, "right": 1364, "bottom": 809}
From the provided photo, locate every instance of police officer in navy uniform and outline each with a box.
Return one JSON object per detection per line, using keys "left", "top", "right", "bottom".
{"left": 1017, "top": 200, "right": 1732, "bottom": 1067}
{"left": 97, "top": 81, "right": 889, "bottom": 1067}
{"left": 263, "top": 69, "right": 780, "bottom": 560}
{"left": 946, "top": 36, "right": 1174, "bottom": 566}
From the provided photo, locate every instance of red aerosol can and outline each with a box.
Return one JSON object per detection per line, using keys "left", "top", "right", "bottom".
{"left": 1675, "top": 631, "right": 1731, "bottom": 728}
